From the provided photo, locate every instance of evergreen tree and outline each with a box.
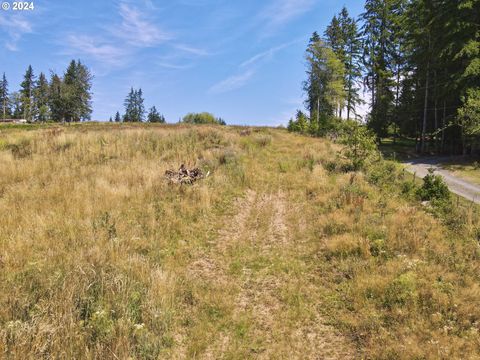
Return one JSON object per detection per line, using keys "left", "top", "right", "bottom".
{"left": 135, "top": 89, "right": 145, "bottom": 122}
{"left": 20, "top": 65, "right": 36, "bottom": 122}
{"left": 361, "top": 0, "right": 398, "bottom": 139}
{"left": 147, "top": 106, "right": 165, "bottom": 123}
{"left": 304, "top": 32, "right": 322, "bottom": 120}
{"left": 49, "top": 73, "right": 65, "bottom": 122}
{"left": 304, "top": 40, "right": 346, "bottom": 135}
{"left": 34, "top": 72, "right": 50, "bottom": 121}
{"left": 326, "top": 7, "right": 363, "bottom": 120}
{"left": 0, "top": 73, "right": 9, "bottom": 119}
{"left": 114, "top": 111, "right": 121, "bottom": 123}
{"left": 63, "top": 60, "right": 93, "bottom": 122}
{"left": 124, "top": 88, "right": 145, "bottom": 122}
{"left": 124, "top": 88, "right": 136, "bottom": 122}
{"left": 10, "top": 92, "right": 22, "bottom": 119}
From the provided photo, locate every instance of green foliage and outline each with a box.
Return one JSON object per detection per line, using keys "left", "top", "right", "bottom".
{"left": 340, "top": 122, "right": 380, "bottom": 171}
{"left": 384, "top": 272, "right": 417, "bottom": 309}
{"left": 147, "top": 106, "right": 165, "bottom": 123}
{"left": 20, "top": 65, "right": 35, "bottom": 122}
{"left": 124, "top": 88, "right": 145, "bottom": 122}
{"left": 457, "top": 88, "right": 480, "bottom": 136}
{"left": 303, "top": 39, "right": 346, "bottom": 130}
{"left": 416, "top": 168, "right": 450, "bottom": 202}
{"left": 287, "top": 110, "right": 309, "bottom": 133}
{"left": 62, "top": 60, "right": 93, "bottom": 122}
{"left": 182, "top": 112, "right": 225, "bottom": 125}
{"left": 0, "top": 72, "right": 9, "bottom": 119}
{"left": 325, "top": 7, "right": 363, "bottom": 120}
{"left": 34, "top": 73, "right": 50, "bottom": 122}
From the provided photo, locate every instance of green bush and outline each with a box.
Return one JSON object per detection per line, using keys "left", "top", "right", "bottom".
{"left": 416, "top": 169, "right": 450, "bottom": 202}
{"left": 182, "top": 112, "right": 226, "bottom": 125}
{"left": 340, "top": 121, "right": 380, "bottom": 171}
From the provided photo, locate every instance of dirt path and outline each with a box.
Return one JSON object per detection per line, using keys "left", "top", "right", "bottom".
{"left": 404, "top": 157, "right": 480, "bottom": 203}
{"left": 200, "top": 189, "right": 356, "bottom": 359}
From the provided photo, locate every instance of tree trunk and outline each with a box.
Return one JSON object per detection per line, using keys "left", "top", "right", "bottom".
{"left": 434, "top": 70, "right": 439, "bottom": 153}
{"left": 421, "top": 62, "right": 429, "bottom": 154}
{"left": 441, "top": 100, "right": 446, "bottom": 153}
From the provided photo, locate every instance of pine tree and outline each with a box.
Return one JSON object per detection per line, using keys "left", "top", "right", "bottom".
{"left": 20, "top": 65, "right": 36, "bottom": 122}
{"left": 34, "top": 72, "right": 50, "bottom": 121}
{"left": 10, "top": 92, "right": 22, "bottom": 119}
{"left": 304, "top": 40, "right": 346, "bottom": 135}
{"left": 63, "top": 60, "right": 93, "bottom": 122}
{"left": 136, "top": 89, "right": 145, "bottom": 122}
{"left": 147, "top": 106, "right": 165, "bottom": 123}
{"left": 124, "top": 88, "right": 135, "bottom": 122}
{"left": 0, "top": 73, "right": 9, "bottom": 119}
{"left": 304, "top": 32, "right": 322, "bottom": 120}
{"left": 114, "top": 111, "right": 121, "bottom": 123}
{"left": 361, "top": 0, "right": 398, "bottom": 139}
{"left": 326, "top": 7, "right": 363, "bottom": 120}
{"left": 124, "top": 88, "right": 145, "bottom": 122}
{"left": 49, "top": 73, "right": 65, "bottom": 122}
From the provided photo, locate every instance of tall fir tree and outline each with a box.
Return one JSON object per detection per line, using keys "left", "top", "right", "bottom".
{"left": 49, "top": 73, "right": 65, "bottom": 122}
{"left": 0, "top": 73, "right": 9, "bottom": 119}
{"left": 147, "top": 106, "right": 165, "bottom": 123}
{"left": 326, "top": 7, "right": 363, "bottom": 120}
{"left": 124, "top": 88, "right": 136, "bottom": 122}
{"left": 20, "top": 65, "right": 36, "bottom": 122}
{"left": 124, "top": 88, "right": 145, "bottom": 122}
{"left": 303, "top": 39, "right": 346, "bottom": 135}
{"left": 63, "top": 60, "right": 93, "bottom": 122}
{"left": 361, "top": 0, "right": 398, "bottom": 139}
{"left": 34, "top": 72, "right": 50, "bottom": 121}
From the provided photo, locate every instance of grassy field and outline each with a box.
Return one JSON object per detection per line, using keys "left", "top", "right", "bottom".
{"left": 1, "top": 124, "right": 480, "bottom": 359}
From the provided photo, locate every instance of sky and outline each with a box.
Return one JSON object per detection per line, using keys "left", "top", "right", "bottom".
{"left": 0, "top": 0, "right": 366, "bottom": 126}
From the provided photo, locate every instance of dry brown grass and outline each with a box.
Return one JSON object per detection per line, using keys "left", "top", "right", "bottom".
{"left": 0, "top": 123, "right": 479, "bottom": 359}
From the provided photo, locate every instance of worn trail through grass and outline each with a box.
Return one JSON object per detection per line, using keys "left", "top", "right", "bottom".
{"left": 188, "top": 133, "right": 356, "bottom": 359}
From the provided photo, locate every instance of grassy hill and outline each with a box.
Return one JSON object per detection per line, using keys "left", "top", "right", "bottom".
{"left": 0, "top": 124, "right": 479, "bottom": 359}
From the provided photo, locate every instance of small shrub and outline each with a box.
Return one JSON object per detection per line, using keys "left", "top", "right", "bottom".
{"left": 88, "top": 308, "right": 114, "bottom": 341}
{"left": 384, "top": 272, "right": 417, "bottom": 309}
{"left": 340, "top": 122, "right": 380, "bottom": 171}
{"left": 216, "top": 148, "right": 237, "bottom": 166}
{"left": 416, "top": 169, "right": 450, "bottom": 202}
{"left": 8, "top": 138, "right": 33, "bottom": 159}
{"left": 253, "top": 135, "right": 272, "bottom": 147}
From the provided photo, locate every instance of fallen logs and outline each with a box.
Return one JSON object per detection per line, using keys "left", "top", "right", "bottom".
{"left": 165, "top": 164, "right": 209, "bottom": 185}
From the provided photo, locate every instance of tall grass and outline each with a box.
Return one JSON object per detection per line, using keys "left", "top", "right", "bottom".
{"left": 0, "top": 123, "right": 479, "bottom": 359}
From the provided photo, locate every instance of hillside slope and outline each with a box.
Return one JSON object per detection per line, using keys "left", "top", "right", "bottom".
{"left": 0, "top": 124, "right": 479, "bottom": 359}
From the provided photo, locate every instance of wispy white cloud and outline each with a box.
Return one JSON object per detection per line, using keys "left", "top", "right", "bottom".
{"left": 156, "top": 61, "right": 192, "bottom": 70}
{"left": 210, "top": 40, "right": 297, "bottom": 94}
{"left": 117, "top": 3, "right": 172, "bottom": 47}
{"left": 260, "top": 0, "right": 315, "bottom": 31}
{"left": 240, "top": 40, "right": 300, "bottom": 68}
{"left": 0, "top": 15, "right": 33, "bottom": 51}
{"left": 174, "top": 44, "right": 210, "bottom": 56}
{"left": 209, "top": 69, "right": 255, "bottom": 94}
{"left": 65, "top": 35, "right": 128, "bottom": 67}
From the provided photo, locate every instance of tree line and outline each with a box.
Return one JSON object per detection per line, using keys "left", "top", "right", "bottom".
{"left": 0, "top": 60, "right": 93, "bottom": 122}
{"left": 111, "top": 87, "right": 166, "bottom": 123}
{"left": 112, "top": 88, "right": 226, "bottom": 125}
{"left": 289, "top": 0, "right": 479, "bottom": 155}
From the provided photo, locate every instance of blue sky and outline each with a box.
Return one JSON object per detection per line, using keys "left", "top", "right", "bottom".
{"left": 0, "top": 0, "right": 365, "bottom": 125}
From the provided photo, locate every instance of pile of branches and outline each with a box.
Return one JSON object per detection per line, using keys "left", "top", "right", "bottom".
{"left": 165, "top": 164, "right": 208, "bottom": 185}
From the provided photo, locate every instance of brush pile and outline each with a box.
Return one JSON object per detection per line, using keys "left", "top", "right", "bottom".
{"left": 165, "top": 164, "right": 208, "bottom": 185}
